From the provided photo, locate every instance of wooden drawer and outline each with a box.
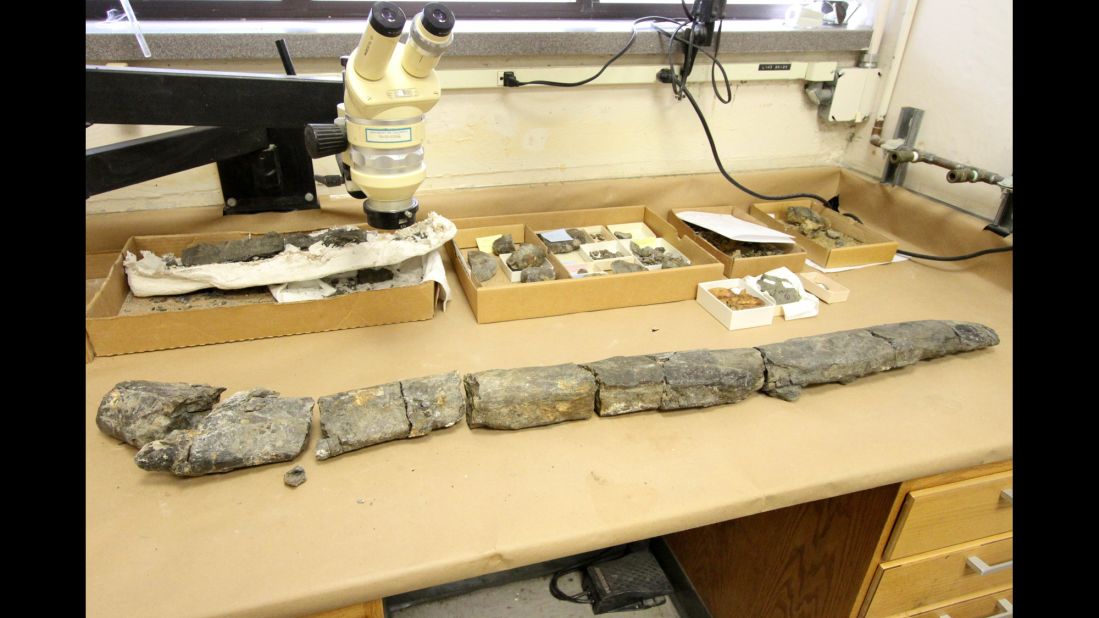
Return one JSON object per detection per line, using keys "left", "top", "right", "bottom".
{"left": 884, "top": 472, "right": 1012, "bottom": 560}
{"left": 908, "top": 588, "right": 1012, "bottom": 618}
{"left": 865, "top": 533, "right": 1012, "bottom": 618}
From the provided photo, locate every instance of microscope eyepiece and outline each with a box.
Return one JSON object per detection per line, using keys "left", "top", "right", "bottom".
{"left": 421, "top": 3, "right": 455, "bottom": 37}
{"left": 369, "top": 1, "right": 407, "bottom": 37}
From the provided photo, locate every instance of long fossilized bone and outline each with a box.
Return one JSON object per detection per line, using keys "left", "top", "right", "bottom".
{"left": 102, "top": 321, "right": 999, "bottom": 473}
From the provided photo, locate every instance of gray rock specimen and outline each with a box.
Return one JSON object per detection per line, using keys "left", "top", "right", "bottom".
{"left": 134, "top": 389, "right": 314, "bottom": 476}
{"left": 181, "top": 232, "right": 286, "bottom": 267}
{"left": 541, "top": 233, "right": 582, "bottom": 254}
{"left": 315, "top": 382, "right": 410, "bottom": 460}
{"left": 356, "top": 267, "right": 394, "bottom": 284}
{"left": 521, "top": 264, "right": 556, "bottom": 282}
{"left": 786, "top": 206, "right": 826, "bottom": 232}
{"left": 757, "top": 274, "right": 800, "bottom": 304}
{"left": 467, "top": 250, "right": 498, "bottom": 283}
{"left": 611, "top": 260, "right": 645, "bottom": 273}
{"left": 284, "top": 465, "right": 307, "bottom": 487}
{"left": 401, "top": 371, "right": 467, "bottom": 438}
{"left": 313, "top": 372, "right": 466, "bottom": 460}
{"left": 96, "top": 380, "right": 226, "bottom": 448}
{"left": 659, "top": 349, "right": 765, "bottom": 410}
{"left": 492, "top": 233, "right": 515, "bottom": 255}
{"left": 566, "top": 228, "right": 595, "bottom": 244}
{"left": 583, "top": 356, "right": 665, "bottom": 416}
{"left": 465, "top": 364, "right": 596, "bottom": 429}
{"left": 506, "top": 244, "right": 546, "bottom": 270}
{"left": 614, "top": 231, "right": 632, "bottom": 240}
{"left": 319, "top": 227, "right": 367, "bottom": 247}
{"left": 660, "top": 254, "right": 690, "bottom": 269}
{"left": 588, "top": 249, "right": 622, "bottom": 260}
{"left": 868, "top": 320, "right": 1000, "bottom": 368}
{"left": 757, "top": 329, "right": 896, "bottom": 401}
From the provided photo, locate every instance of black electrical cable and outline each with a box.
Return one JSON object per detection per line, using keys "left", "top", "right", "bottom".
{"left": 504, "top": 16, "right": 685, "bottom": 88}
{"left": 897, "top": 246, "right": 1013, "bottom": 261}
{"left": 678, "top": 78, "right": 834, "bottom": 206}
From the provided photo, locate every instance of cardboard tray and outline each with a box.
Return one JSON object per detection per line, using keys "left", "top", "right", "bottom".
{"left": 447, "top": 206, "right": 724, "bottom": 323}
{"left": 86, "top": 229, "right": 438, "bottom": 357}
{"left": 668, "top": 206, "right": 808, "bottom": 278}
{"left": 747, "top": 199, "right": 898, "bottom": 268}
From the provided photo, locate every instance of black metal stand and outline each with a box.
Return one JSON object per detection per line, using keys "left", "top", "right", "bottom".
{"left": 85, "top": 64, "right": 344, "bottom": 214}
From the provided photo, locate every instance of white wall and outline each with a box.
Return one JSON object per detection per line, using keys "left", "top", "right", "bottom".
{"left": 842, "top": 0, "right": 1012, "bottom": 220}
{"left": 86, "top": 52, "right": 861, "bottom": 213}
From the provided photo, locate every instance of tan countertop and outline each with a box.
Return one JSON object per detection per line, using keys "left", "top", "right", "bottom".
{"left": 85, "top": 169, "right": 1013, "bottom": 617}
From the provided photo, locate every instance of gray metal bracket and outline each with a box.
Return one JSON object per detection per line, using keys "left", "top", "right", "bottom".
{"left": 880, "top": 106, "right": 923, "bottom": 186}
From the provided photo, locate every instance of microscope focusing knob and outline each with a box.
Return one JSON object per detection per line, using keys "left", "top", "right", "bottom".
{"left": 304, "top": 124, "right": 349, "bottom": 159}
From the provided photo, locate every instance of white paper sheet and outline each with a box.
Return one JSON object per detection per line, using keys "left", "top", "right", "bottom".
{"left": 675, "top": 211, "right": 795, "bottom": 244}
{"left": 806, "top": 254, "right": 909, "bottom": 272}
{"left": 266, "top": 249, "right": 451, "bottom": 309}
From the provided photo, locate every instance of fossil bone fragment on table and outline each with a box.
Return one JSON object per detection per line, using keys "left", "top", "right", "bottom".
{"left": 134, "top": 388, "right": 314, "bottom": 476}
{"left": 464, "top": 364, "right": 596, "bottom": 430}
{"left": 96, "top": 380, "right": 226, "bottom": 448}
{"left": 582, "top": 355, "right": 665, "bottom": 416}
{"left": 314, "top": 371, "right": 466, "bottom": 460}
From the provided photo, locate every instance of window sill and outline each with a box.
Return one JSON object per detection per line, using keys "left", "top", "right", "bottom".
{"left": 86, "top": 19, "right": 871, "bottom": 62}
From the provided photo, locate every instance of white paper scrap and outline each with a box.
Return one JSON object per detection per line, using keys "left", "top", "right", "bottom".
{"left": 676, "top": 211, "right": 795, "bottom": 244}
{"left": 806, "top": 254, "right": 909, "bottom": 273}
{"left": 269, "top": 279, "right": 337, "bottom": 303}
{"left": 541, "top": 229, "right": 573, "bottom": 242}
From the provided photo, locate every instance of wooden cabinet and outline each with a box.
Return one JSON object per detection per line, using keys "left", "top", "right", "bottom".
{"left": 664, "top": 460, "right": 1013, "bottom": 618}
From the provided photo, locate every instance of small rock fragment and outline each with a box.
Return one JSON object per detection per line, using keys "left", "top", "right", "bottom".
{"left": 756, "top": 329, "right": 895, "bottom": 401}
{"left": 96, "top": 380, "right": 226, "bottom": 448}
{"left": 520, "top": 265, "right": 556, "bottom": 282}
{"left": 566, "top": 228, "right": 595, "bottom": 244}
{"left": 134, "top": 389, "right": 314, "bottom": 476}
{"left": 467, "top": 250, "right": 499, "bottom": 283}
{"left": 465, "top": 364, "right": 596, "bottom": 429}
{"left": 319, "top": 227, "right": 367, "bottom": 247}
{"left": 284, "top": 466, "right": 307, "bottom": 487}
{"left": 757, "top": 274, "right": 800, "bottom": 304}
{"left": 659, "top": 349, "right": 764, "bottom": 410}
{"left": 506, "top": 244, "right": 547, "bottom": 270}
{"left": 357, "top": 267, "right": 394, "bottom": 284}
{"left": 401, "top": 371, "right": 467, "bottom": 438}
{"left": 315, "top": 382, "right": 410, "bottom": 460}
{"left": 588, "top": 249, "right": 622, "bottom": 260}
{"left": 611, "top": 260, "right": 645, "bottom": 273}
{"left": 542, "top": 234, "right": 582, "bottom": 254}
{"left": 614, "top": 231, "right": 632, "bottom": 240}
{"left": 659, "top": 254, "right": 689, "bottom": 269}
{"left": 492, "top": 234, "right": 515, "bottom": 255}
{"left": 583, "top": 355, "right": 665, "bottom": 416}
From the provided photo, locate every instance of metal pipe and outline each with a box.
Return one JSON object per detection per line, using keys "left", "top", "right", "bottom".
{"left": 889, "top": 147, "right": 1006, "bottom": 187}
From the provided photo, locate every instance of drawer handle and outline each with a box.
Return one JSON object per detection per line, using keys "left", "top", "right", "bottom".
{"left": 1000, "top": 488, "right": 1013, "bottom": 505}
{"left": 966, "top": 555, "right": 1013, "bottom": 575}
{"left": 940, "top": 598, "right": 1012, "bottom": 618}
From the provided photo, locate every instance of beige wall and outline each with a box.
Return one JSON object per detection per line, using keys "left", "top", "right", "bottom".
{"left": 842, "top": 0, "right": 1012, "bottom": 219}
{"left": 86, "top": 52, "right": 862, "bottom": 213}
{"left": 88, "top": 4, "right": 1013, "bottom": 220}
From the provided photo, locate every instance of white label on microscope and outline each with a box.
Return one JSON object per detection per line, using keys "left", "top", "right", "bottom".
{"left": 365, "top": 128, "right": 412, "bottom": 143}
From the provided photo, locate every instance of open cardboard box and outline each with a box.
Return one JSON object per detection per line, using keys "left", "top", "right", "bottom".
{"left": 667, "top": 206, "right": 807, "bottom": 277}
{"left": 86, "top": 229, "right": 438, "bottom": 358}
{"left": 747, "top": 199, "right": 898, "bottom": 268}
{"left": 447, "top": 206, "right": 723, "bottom": 323}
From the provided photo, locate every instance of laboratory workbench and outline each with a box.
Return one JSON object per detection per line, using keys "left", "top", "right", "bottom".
{"left": 85, "top": 168, "right": 1013, "bottom": 618}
